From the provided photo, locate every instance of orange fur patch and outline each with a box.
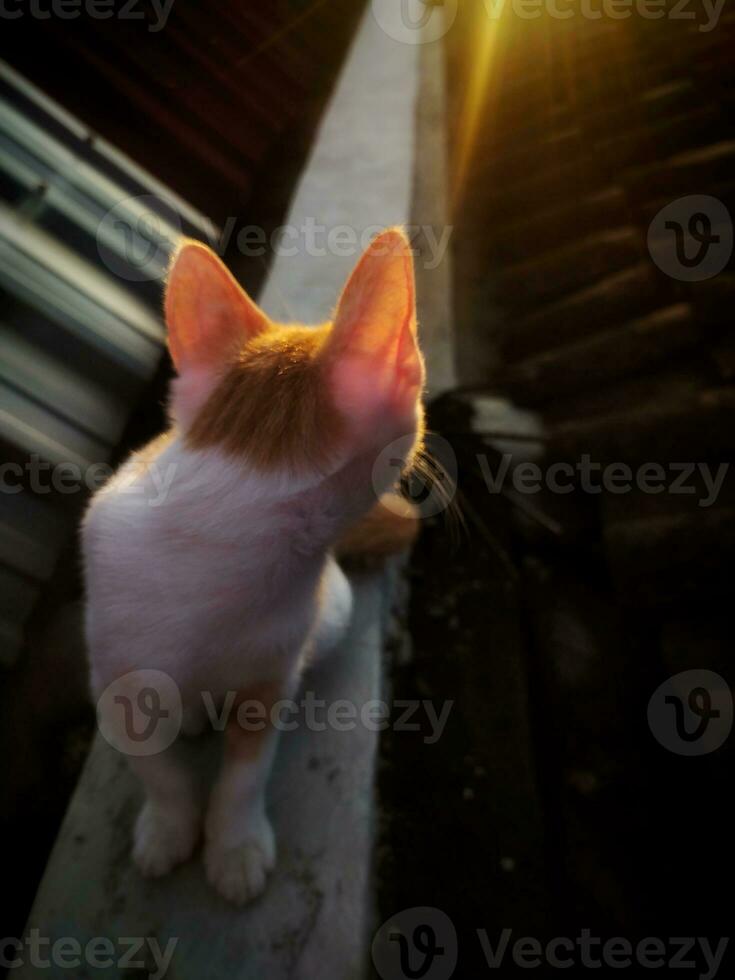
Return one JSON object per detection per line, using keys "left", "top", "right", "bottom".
{"left": 186, "top": 323, "right": 346, "bottom": 474}
{"left": 336, "top": 492, "right": 420, "bottom": 569}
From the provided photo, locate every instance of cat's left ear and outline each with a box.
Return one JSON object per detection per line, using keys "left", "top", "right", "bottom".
{"left": 165, "top": 239, "right": 268, "bottom": 372}
{"left": 327, "top": 227, "right": 424, "bottom": 424}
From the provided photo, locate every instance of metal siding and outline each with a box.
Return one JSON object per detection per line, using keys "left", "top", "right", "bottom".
{"left": 0, "top": 65, "right": 213, "bottom": 664}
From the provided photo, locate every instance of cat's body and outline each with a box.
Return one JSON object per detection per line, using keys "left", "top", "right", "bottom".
{"left": 83, "top": 229, "right": 424, "bottom": 904}
{"left": 85, "top": 431, "right": 351, "bottom": 719}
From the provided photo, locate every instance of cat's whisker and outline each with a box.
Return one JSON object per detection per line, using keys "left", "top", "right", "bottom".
{"left": 403, "top": 445, "right": 466, "bottom": 549}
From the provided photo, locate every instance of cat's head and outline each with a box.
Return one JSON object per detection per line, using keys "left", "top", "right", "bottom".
{"left": 164, "top": 228, "right": 425, "bottom": 498}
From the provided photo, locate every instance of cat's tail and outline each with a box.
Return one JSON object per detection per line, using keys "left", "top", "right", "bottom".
{"left": 335, "top": 493, "right": 420, "bottom": 570}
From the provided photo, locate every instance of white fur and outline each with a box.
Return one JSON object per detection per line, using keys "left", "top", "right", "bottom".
{"left": 83, "top": 429, "right": 410, "bottom": 903}
{"left": 85, "top": 436, "right": 344, "bottom": 700}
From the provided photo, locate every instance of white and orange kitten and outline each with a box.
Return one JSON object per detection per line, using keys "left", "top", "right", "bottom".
{"left": 82, "top": 228, "right": 425, "bottom": 904}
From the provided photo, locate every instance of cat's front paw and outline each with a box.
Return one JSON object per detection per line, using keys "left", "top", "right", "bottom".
{"left": 204, "top": 821, "right": 276, "bottom": 905}
{"left": 133, "top": 801, "right": 199, "bottom": 878}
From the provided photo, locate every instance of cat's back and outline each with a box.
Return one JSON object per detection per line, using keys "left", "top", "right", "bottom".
{"left": 83, "top": 430, "right": 176, "bottom": 542}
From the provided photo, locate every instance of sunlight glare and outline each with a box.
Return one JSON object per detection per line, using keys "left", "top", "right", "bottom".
{"left": 451, "top": 5, "right": 508, "bottom": 216}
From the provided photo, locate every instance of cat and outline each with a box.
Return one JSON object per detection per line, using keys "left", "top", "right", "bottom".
{"left": 82, "top": 227, "right": 425, "bottom": 905}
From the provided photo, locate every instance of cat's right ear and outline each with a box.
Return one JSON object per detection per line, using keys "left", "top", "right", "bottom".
{"left": 164, "top": 239, "right": 268, "bottom": 373}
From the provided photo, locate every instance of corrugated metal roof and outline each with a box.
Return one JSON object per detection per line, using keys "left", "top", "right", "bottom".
{"left": 0, "top": 63, "right": 214, "bottom": 664}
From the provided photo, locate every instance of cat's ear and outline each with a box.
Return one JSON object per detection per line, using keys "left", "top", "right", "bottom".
{"left": 327, "top": 228, "right": 424, "bottom": 424}
{"left": 164, "top": 239, "right": 268, "bottom": 372}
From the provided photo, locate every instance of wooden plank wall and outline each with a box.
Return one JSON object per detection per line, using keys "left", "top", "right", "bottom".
{"left": 443, "top": 0, "right": 735, "bottom": 941}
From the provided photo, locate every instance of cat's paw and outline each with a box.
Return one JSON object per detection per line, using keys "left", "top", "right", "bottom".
{"left": 204, "top": 821, "right": 276, "bottom": 905}
{"left": 133, "top": 801, "right": 199, "bottom": 878}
